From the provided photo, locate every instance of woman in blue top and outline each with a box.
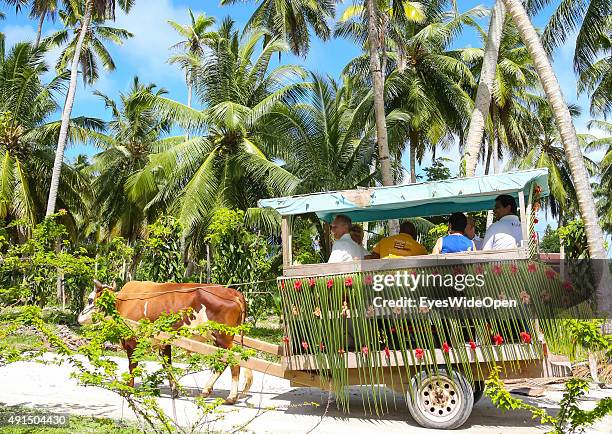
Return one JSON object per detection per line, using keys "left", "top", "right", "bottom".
{"left": 432, "top": 212, "right": 477, "bottom": 254}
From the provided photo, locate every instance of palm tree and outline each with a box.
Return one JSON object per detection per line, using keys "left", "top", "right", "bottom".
{"left": 47, "top": 3, "right": 133, "bottom": 86}
{"left": 502, "top": 0, "right": 606, "bottom": 263}
{"left": 131, "top": 20, "right": 305, "bottom": 239}
{"left": 461, "top": 19, "right": 539, "bottom": 175}
{"left": 90, "top": 77, "right": 181, "bottom": 242}
{"left": 219, "top": 0, "right": 336, "bottom": 56}
{"left": 32, "top": 0, "right": 59, "bottom": 47}
{"left": 585, "top": 119, "right": 612, "bottom": 232}
{"left": 507, "top": 99, "right": 597, "bottom": 223}
{"left": 578, "top": 31, "right": 611, "bottom": 117}
{"left": 0, "top": 42, "right": 100, "bottom": 231}
{"left": 167, "top": 9, "right": 217, "bottom": 109}
{"left": 464, "top": 0, "right": 505, "bottom": 176}
{"left": 45, "top": 0, "right": 134, "bottom": 218}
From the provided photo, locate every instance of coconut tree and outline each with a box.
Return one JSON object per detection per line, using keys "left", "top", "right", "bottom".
{"left": 219, "top": 0, "right": 336, "bottom": 56}
{"left": 167, "top": 9, "right": 217, "bottom": 109}
{"left": 46, "top": 3, "right": 133, "bottom": 86}
{"left": 45, "top": 0, "right": 134, "bottom": 218}
{"left": 464, "top": 0, "right": 505, "bottom": 176}
{"left": 507, "top": 99, "right": 597, "bottom": 223}
{"left": 130, "top": 20, "right": 305, "bottom": 239}
{"left": 90, "top": 77, "right": 182, "bottom": 241}
{"left": 31, "top": 0, "right": 59, "bottom": 47}
{"left": 0, "top": 42, "right": 100, "bottom": 231}
{"left": 502, "top": 0, "right": 607, "bottom": 264}
{"left": 578, "top": 31, "right": 611, "bottom": 117}
{"left": 585, "top": 119, "right": 612, "bottom": 232}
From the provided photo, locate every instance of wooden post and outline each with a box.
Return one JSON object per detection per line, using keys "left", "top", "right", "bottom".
{"left": 518, "top": 191, "right": 529, "bottom": 247}
{"left": 281, "top": 217, "right": 293, "bottom": 269}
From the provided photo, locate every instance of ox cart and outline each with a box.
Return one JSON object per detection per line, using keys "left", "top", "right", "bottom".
{"left": 158, "top": 169, "right": 580, "bottom": 430}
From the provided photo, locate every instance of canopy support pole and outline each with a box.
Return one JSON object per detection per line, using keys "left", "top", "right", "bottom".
{"left": 518, "top": 191, "right": 529, "bottom": 247}
{"left": 281, "top": 217, "right": 293, "bottom": 269}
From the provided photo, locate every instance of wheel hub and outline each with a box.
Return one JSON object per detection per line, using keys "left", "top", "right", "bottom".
{"left": 418, "top": 376, "right": 462, "bottom": 422}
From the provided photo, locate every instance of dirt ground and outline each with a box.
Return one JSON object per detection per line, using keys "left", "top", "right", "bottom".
{"left": 0, "top": 354, "right": 611, "bottom": 434}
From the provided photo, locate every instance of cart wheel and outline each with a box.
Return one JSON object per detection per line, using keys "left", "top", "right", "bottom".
{"left": 407, "top": 369, "right": 474, "bottom": 430}
{"left": 473, "top": 381, "right": 485, "bottom": 404}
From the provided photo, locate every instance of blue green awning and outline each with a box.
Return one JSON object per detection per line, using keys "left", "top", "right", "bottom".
{"left": 257, "top": 169, "right": 549, "bottom": 223}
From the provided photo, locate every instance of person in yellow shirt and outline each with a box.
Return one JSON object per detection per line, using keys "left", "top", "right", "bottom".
{"left": 371, "top": 221, "right": 427, "bottom": 259}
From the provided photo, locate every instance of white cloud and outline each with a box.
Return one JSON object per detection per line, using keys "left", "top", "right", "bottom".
{"left": 2, "top": 24, "right": 36, "bottom": 48}
{"left": 112, "top": 0, "right": 200, "bottom": 86}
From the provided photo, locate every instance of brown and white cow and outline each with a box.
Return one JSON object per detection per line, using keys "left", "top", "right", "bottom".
{"left": 78, "top": 280, "right": 253, "bottom": 404}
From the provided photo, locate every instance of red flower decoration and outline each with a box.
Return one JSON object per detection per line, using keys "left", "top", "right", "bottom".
{"left": 308, "top": 278, "right": 316, "bottom": 288}
{"left": 492, "top": 334, "right": 504, "bottom": 346}
{"left": 361, "top": 346, "right": 369, "bottom": 355}
{"left": 415, "top": 348, "right": 424, "bottom": 360}
{"left": 345, "top": 277, "right": 353, "bottom": 287}
{"left": 442, "top": 342, "right": 451, "bottom": 353}
{"left": 469, "top": 340, "right": 477, "bottom": 350}
{"left": 520, "top": 331, "right": 532, "bottom": 344}
{"left": 301, "top": 341, "right": 309, "bottom": 350}
{"left": 390, "top": 327, "right": 396, "bottom": 333}
{"left": 326, "top": 279, "right": 334, "bottom": 289}
{"left": 545, "top": 268, "right": 557, "bottom": 280}
{"left": 509, "top": 264, "right": 518, "bottom": 274}
{"left": 319, "top": 342, "right": 326, "bottom": 351}
{"left": 282, "top": 336, "right": 290, "bottom": 344}
{"left": 294, "top": 280, "right": 303, "bottom": 290}
{"left": 527, "top": 262, "right": 537, "bottom": 273}
{"left": 431, "top": 269, "right": 440, "bottom": 276}
{"left": 452, "top": 266, "right": 464, "bottom": 276}
{"left": 384, "top": 347, "right": 391, "bottom": 358}
{"left": 475, "top": 264, "right": 484, "bottom": 275}
{"left": 280, "top": 280, "right": 286, "bottom": 289}
{"left": 533, "top": 218, "right": 539, "bottom": 224}
{"left": 535, "top": 185, "right": 542, "bottom": 194}
{"left": 364, "top": 275, "right": 373, "bottom": 285}
{"left": 493, "top": 265, "right": 503, "bottom": 275}
{"left": 563, "top": 280, "right": 574, "bottom": 291}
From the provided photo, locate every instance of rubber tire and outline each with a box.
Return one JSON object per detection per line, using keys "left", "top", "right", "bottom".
{"left": 473, "top": 381, "right": 485, "bottom": 404}
{"left": 407, "top": 369, "right": 474, "bottom": 430}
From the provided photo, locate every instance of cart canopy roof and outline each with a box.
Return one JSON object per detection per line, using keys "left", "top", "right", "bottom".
{"left": 258, "top": 169, "right": 549, "bottom": 223}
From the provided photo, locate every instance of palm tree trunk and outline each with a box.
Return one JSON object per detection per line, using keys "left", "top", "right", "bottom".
{"left": 503, "top": 0, "right": 609, "bottom": 315}
{"left": 491, "top": 103, "right": 499, "bottom": 174}
{"left": 34, "top": 13, "right": 45, "bottom": 48}
{"left": 409, "top": 130, "right": 418, "bottom": 183}
{"left": 365, "top": 0, "right": 398, "bottom": 234}
{"left": 464, "top": 0, "right": 505, "bottom": 177}
{"left": 45, "top": 0, "right": 93, "bottom": 217}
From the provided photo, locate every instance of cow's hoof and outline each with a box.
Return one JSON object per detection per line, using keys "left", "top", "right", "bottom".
{"left": 200, "top": 388, "right": 212, "bottom": 398}
{"left": 224, "top": 396, "right": 237, "bottom": 405}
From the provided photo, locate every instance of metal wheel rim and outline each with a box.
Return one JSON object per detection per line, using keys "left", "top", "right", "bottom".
{"left": 416, "top": 375, "right": 463, "bottom": 423}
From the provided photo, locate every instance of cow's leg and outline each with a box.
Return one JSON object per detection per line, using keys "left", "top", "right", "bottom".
{"left": 123, "top": 339, "right": 138, "bottom": 388}
{"left": 200, "top": 367, "right": 225, "bottom": 398}
{"left": 225, "top": 365, "right": 241, "bottom": 404}
{"left": 160, "top": 345, "right": 178, "bottom": 398}
{"left": 240, "top": 367, "right": 253, "bottom": 398}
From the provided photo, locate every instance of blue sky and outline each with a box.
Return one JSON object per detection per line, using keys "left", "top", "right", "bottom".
{"left": 0, "top": 0, "right": 605, "bottom": 240}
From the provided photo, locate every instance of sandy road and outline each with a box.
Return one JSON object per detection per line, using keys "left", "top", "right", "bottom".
{"left": 0, "top": 355, "right": 611, "bottom": 433}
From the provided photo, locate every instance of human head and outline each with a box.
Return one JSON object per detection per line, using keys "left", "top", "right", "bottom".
{"left": 350, "top": 224, "right": 364, "bottom": 244}
{"left": 399, "top": 221, "right": 418, "bottom": 239}
{"left": 331, "top": 214, "right": 351, "bottom": 240}
{"left": 494, "top": 194, "right": 517, "bottom": 219}
{"left": 465, "top": 217, "right": 476, "bottom": 240}
{"left": 448, "top": 212, "right": 468, "bottom": 233}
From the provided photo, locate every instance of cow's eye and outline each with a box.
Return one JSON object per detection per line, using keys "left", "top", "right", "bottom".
{"left": 88, "top": 298, "right": 93, "bottom": 304}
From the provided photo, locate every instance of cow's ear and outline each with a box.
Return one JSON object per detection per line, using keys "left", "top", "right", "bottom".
{"left": 93, "top": 279, "right": 104, "bottom": 290}
{"left": 111, "top": 281, "right": 118, "bottom": 292}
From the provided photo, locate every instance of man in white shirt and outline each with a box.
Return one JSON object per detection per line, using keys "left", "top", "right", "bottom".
{"left": 482, "top": 195, "right": 523, "bottom": 250}
{"left": 328, "top": 215, "right": 366, "bottom": 263}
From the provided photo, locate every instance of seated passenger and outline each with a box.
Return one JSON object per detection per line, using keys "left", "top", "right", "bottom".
{"left": 482, "top": 194, "right": 523, "bottom": 250}
{"left": 432, "top": 212, "right": 476, "bottom": 254}
{"left": 328, "top": 215, "right": 365, "bottom": 263}
{"left": 371, "top": 221, "right": 427, "bottom": 259}
{"left": 349, "top": 224, "right": 371, "bottom": 259}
